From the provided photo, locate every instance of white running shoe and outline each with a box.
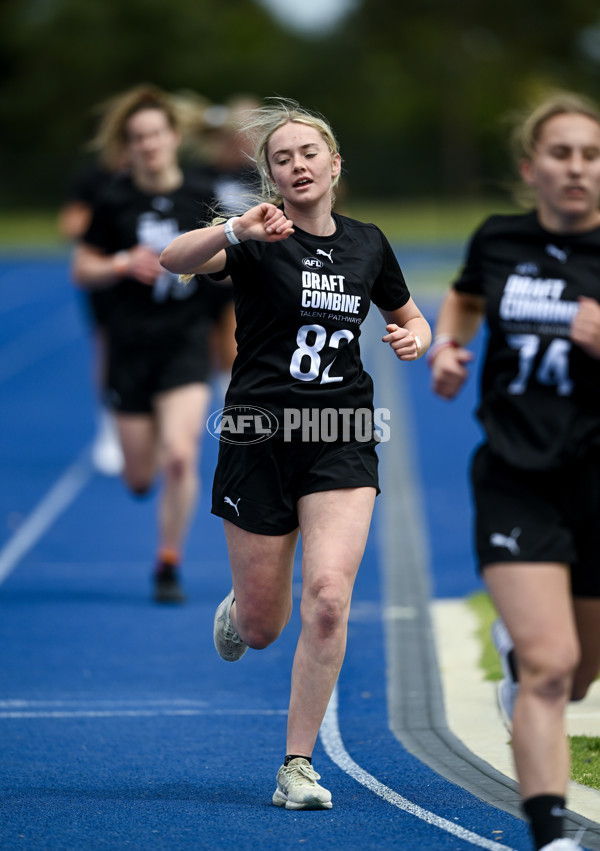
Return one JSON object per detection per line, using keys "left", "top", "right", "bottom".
{"left": 272, "top": 758, "right": 333, "bottom": 810}
{"left": 491, "top": 618, "right": 519, "bottom": 733}
{"left": 495, "top": 678, "right": 518, "bottom": 734}
{"left": 539, "top": 839, "right": 583, "bottom": 850}
{"left": 213, "top": 589, "right": 247, "bottom": 662}
{"left": 91, "top": 409, "right": 124, "bottom": 476}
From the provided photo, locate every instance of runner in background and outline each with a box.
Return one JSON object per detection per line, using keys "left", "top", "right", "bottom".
{"left": 199, "top": 95, "right": 262, "bottom": 398}
{"left": 430, "top": 91, "right": 600, "bottom": 851}
{"left": 58, "top": 143, "right": 129, "bottom": 475}
{"left": 71, "top": 85, "right": 216, "bottom": 604}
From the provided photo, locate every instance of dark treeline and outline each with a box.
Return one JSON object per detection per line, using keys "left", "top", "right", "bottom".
{"left": 3, "top": 0, "right": 600, "bottom": 206}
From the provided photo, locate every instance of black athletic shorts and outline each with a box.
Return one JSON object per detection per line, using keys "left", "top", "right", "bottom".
{"left": 471, "top": 443, "right": 600, "bottom": 597}
{"left": 78, "top": 290, "right": 115, "bottom": 330}
{"left": 106, "top": 323, "right": 211, "bottom": 414}
{"left": 212, "top": 436, "right": 380, "bottom": 535}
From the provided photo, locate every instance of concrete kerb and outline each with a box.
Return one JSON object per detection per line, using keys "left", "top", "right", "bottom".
{"left": 432, "top": 598, "right": 600, "bottom": 825}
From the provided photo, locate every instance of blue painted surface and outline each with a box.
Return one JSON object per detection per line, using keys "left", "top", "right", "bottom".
{"left": 0, "top": 256, "right": 536, "bottom": 850}
{"left": 401, "top": 308, "right": 487, "bottom": 598}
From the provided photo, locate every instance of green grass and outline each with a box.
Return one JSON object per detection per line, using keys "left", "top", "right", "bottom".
{"left": 0, "top": 211, "right": 66, "bottom": 249}
{"left": 570, "top": 736, "right": 600, "bottom": 788}
{"left": 343, "top": 197, "right": 519, "bottom": 244}
{"left": 466, "top": 590, "right": 503, "bottom": 682}
{"left": 0, "top": 198, "right": 520, "bottom": 250}
{"left": 0, "top": 200, "right": 516, "bottom": 299}
{"left": 466, "top": 591, "right": 600, "bottom": 792}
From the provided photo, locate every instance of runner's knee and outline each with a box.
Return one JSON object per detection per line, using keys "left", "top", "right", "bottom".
{"left": 520, "top": 644, "right": 579, "bottom": 702}
{"left": 163, "top": 442, "right": 196, "bottom": 481}
{"left": 303, "top": 583, "right": 348, "bottom": 640}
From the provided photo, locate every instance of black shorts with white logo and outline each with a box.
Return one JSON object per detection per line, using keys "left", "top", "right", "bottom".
{"left": 212, "top": 436, "right": 380, "bottom": 535}
{"left": 106, "top": 324, "right": 211, "bottom": 414}
{"left": 471, "top": 442, "right": 600, "bottom": 597}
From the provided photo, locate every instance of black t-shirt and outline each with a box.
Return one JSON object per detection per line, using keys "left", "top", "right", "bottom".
{"left": 454, "top": 211, "right": 600, "bottom": 469}
{"left": 65, "top": 161, "right": 122, "bottom": 206}
{"left": 211, "top": 212, "right": 410, "bottom": 432}
{"left": 82, "top": 170, "right": 215, "bottom": 341}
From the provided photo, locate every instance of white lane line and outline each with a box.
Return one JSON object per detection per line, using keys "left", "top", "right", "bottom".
{"left": 0, "top": 450, "right": 93, "bottom": 586}
{"left": 0, "top": 697, "right": 288, "bottom": 720}
{"left": 320, "top": 685, "right": 515, "bottom": 851}
{"left": 0, "top": 709, "right": 287, "bottom": 719}
{"left": 0, "top": 699, "right": 210, "bottom": 708}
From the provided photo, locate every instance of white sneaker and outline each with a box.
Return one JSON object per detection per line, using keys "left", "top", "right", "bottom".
{"left": 91, "top": 410, "right": 124, "bottom": 476}
{"left": 491, "top": 618, "right": 519, "bottom": 733}
{"left": 539, "top": 839, "right": 583, "bottom": 850}
{"left": 495, "top": 678, "right": 518, "bottom": 734}
{"left": 213, "top": 590, "right": 247, "bottom": 662}
{"left": 272, "top": 758, "right": 332, "bottom": 810}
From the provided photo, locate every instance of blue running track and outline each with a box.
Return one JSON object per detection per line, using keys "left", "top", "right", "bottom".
{"left": 0, "top": 253, "right": 593, "bottom": 850}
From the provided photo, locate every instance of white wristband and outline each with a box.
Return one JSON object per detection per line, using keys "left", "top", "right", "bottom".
{"left": 223, "top": 217, "right": 241, "bottom": 245}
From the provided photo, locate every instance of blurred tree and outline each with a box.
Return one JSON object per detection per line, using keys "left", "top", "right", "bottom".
{"left": 1, "top": 0, "right": 600, "bottom": 205}
{"left": 320, "top": 0, "right": 600, "bottom": 197}
{"left": 0, "top": 0, "right": 305, "bottom": 205}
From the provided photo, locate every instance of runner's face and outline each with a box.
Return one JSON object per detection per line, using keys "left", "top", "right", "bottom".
{"left": 125, "top": 109, "right": 180, "bottom": 178}
{"left": 267, "top": 122, "right": 340, "bottom": 209}
{"left": 521, "top": 113, "right": 600, "bottom": 232}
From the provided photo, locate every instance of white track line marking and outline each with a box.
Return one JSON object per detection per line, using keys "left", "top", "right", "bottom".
{"left": 0, "top": 709, "right": 287, "bottom": 719}
{"left": 320, "top": 685, "right": 515, "bottom": 851}
{"left": 0, "top": 698, "right": 288, "bottom": 719}
{"left": 0, "top": 699, "right": 211, "bottom": 708}
{"left": 0, "top": 450, "right": 93, "bottom": 585}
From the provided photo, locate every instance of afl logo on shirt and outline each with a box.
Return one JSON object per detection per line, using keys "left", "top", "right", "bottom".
{"left": 302, "top": 257, "right": 324, "bottom": 269}
{"left": 515, "top": 262, "right": 539, "bottom": 276}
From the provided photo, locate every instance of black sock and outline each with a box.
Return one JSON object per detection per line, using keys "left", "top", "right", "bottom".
{"left": 284, "top": 754, "right": 312, "bottom": 766}
{"left": 523, "top": 794, "right": 565, "bottom": 849}
{"left": 507, "top": 648, "right": 518, "bottom": 682}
